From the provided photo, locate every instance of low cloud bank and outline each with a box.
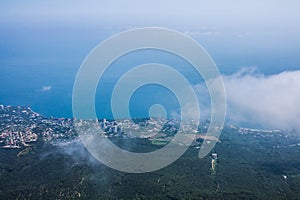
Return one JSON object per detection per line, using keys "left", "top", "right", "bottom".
{"left": 195, "top": 68, "right": 300, "bottom": 129}
{"left": 224, "top": 68, "right": 300, "bottom": 129}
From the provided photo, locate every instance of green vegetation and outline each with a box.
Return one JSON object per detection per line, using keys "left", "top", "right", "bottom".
{"left": 150, "top": 138, "right": 169, "bottom": 146}
{"left": 0, "top": 127, "right": 300, "bottom": 199}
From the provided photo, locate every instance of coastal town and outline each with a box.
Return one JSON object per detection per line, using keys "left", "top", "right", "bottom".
{"left": 0, "top": 105, "right": 291, "bottom": 150}
{"left": 0, "top": 105, "right": 205, "bottom": 149}
{"left": 0, "top": 105, "right": 76, "bottom": 148}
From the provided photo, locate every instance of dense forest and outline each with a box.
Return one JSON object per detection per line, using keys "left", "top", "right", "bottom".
{"left": 1, "top": 126, "right": 300, "bottom": 200}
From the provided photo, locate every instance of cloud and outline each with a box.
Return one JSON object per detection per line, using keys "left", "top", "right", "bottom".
{"left": 41, "top": 85, "right": 51, "bottom": 92}
{"left": 194, "top": 68, "right": 300, "bottom": 129}
{"left": 234, "top": 32, "right": 250, "bottom": 38}
{"left": 223, "top": 68, "right": 300, "bottom": 129}
{"left": 184, "top": 31, "right": 221, "bottom": 37}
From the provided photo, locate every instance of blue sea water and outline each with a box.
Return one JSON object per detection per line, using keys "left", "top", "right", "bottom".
{"left": 1, "top": 25, "right": 300, "bottom": 120}
{"left": 0, "top": 49, "right": 204, "bottom": 119}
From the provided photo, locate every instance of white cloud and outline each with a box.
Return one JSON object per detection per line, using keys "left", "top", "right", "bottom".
{"left": 223, "top": 68, "right": 300, "bottom": 129}
{"left": 194, "top": 68, "right": 300, "bottom": 129}
{"left": 184, "top": 31, "right": 221, "bottom": 37}
{"left": 41, "top": 85, "right": 51, "bottom": 92}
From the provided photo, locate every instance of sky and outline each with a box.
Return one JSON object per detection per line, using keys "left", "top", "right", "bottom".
{"left": 0, "top": 1, "right": 300, "bottom": 129}
{"left": 1, "top": 0, "right": 300, "bottom": 73}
